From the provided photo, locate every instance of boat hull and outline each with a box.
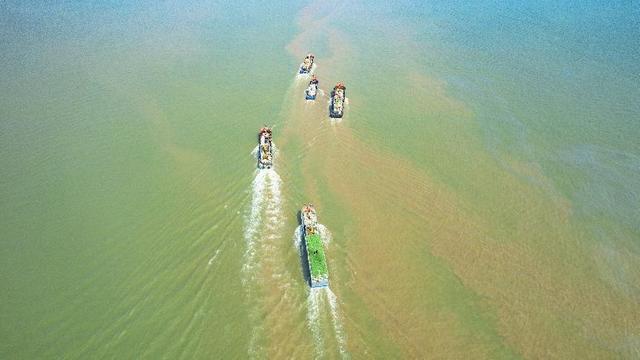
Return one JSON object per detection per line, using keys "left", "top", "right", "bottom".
{"left": 300, "top": 206, "right": 329, "bottom": 288}
{"left": 305, "top": 90, "right": 317, "bottom": 100}
{"left": 329, "top": 107, "right": 343, "bottom": 118}
{"left": 257, "top": 130, "right": 273, "bottom": 169}
{"left": 299, "top": 62, "right": 314, "bottom": 74}
{"left": 305, "top": 83, "right": 318, "bottom": 100}
{"left": 258, "top": 158, "right": 272, "bottom": 169}
{"left": 299, "top": 56, "right": 315, "bottom": 74}
{"left": 329, "top": 91, "right": 344, "bottom": 118}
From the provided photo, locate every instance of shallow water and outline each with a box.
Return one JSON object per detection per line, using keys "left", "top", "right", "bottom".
{"left": 1, "top": 0, "right": 639, "bottom": 358}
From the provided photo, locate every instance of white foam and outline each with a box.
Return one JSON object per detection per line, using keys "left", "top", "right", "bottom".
{"left": 242, "top": 169, "right": 286, "bottom": 281}
{"left": 317, "top": 224, "right": 332, "bottom": 245}
{"left": 242, "top": 169, "right": 285, "bottom": 358}
{"left": 326, "top": 288, "right": 349, "bottom": 358}
{"left": 307, "top": 288, "right": 325, "bottom": 358}
{"left": 305, "top": 287, "right": 350, "bottom": 359}
{"left": 207, "top": 249, "right": 221, "bottom": 266}
{"left": 241, "top": 170, "right": 268, "bottom": 284}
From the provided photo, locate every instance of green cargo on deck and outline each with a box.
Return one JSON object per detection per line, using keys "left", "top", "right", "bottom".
{"left": 305, "top": 234, "right": 328, "bottom": 278}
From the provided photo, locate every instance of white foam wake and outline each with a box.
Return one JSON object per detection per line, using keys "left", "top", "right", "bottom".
{"left": 242, "top": 170, "right": 268, "bottom": 284}
{"left": 300, "top": 222, "right": 348, "bottom": 358}
{"left": 317, "top": 224, "right": 332, "bottom": 245}
{"left": 306, "top": 288, "right": 350, "bottom": 359}
{"left": 327, "top": 288, "right": 348, "bottom": 358}
{"left": 207, "top": 249, "right": 221, "bottom": 266}
{"left": 307, "top": 289, "right": 325, "bottom": 358}
{"left": 241, "top": 168, "right": 284, "bottom": 357}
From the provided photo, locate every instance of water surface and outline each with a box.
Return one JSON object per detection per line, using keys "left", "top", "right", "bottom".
{"left": 1, "top": 1, "right": 639, "bottom": 358}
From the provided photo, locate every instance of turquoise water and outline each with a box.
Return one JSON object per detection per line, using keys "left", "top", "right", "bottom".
{"left": 1, "top": 1, "right": 639, "bottom": 358}
{"left": 398, "top": 0, "right": 640, "bottom": 289}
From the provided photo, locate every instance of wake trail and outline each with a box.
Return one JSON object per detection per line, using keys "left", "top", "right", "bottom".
{"left": 241, "top": 168, "right": 284, "bottom": 357}
{"left": 306, "top": 288, "right": 350, "bottom": 359}
{"left": 299, "top": 224, "right": 349, "bottom": 359}
{"left": 317, "top": 224, "right": 332, "bottom": 245}
{"left": 327, "top": 288, "right": 349, "bottom": 358}
{"left": 242, "top": 170, "right": 268, "bottom": 284}
{"left": 293, "top": 225, "right": 303, "bottom": 249}
{"left": 307, "top": 289, "right": 325, "bottom": 358}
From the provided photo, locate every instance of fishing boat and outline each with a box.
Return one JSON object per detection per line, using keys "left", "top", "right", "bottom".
{"left": 305, "top": 76, "right": 319, "bottom": 100}
{"left": 257, "top": 127, "right": 273, "bottom": 169}
{"left": 299, "top": 53, "right": 315, "bottom": 74}
{"left": 301, "top": 204, "right": 329, "bottom": 288}
{"left": 329, "top": 82, "right": 346, "bottom": 118}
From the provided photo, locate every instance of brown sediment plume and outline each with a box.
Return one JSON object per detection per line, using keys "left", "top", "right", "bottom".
{"left": 295, "top": 96, "right": 639, "bottom": 358}
{"left": 285, "top": 0, "right": 353, "bottom": 79}
{"left": 274, "top": 0, "right": 640, "bottom": 358}
{"left": 286, "top": 1, "right": 340, "bottom": 57}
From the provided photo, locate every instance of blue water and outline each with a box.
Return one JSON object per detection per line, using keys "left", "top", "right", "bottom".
{"left": 395, "top": 0, "right": 640, "bottom": 240}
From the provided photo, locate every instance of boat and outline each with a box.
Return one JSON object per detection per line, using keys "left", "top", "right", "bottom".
{"left": 257, "top": 127, "right": 273, "bottom": 169}
{"left": 301, "top": 204, "right": 329, "bottom": 288}
{"left": 305, "top": 76, "right": 319, "bottom": 100}
{"left": 299, "top": 53, "right": 315, "bottom": 74}
{"left": 329, "top": 82, "right": 346, "bottom": 118}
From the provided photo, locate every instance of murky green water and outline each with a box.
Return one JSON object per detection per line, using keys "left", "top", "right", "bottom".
{"left": 2, "top": 1, "right": 639, "bottom": 358}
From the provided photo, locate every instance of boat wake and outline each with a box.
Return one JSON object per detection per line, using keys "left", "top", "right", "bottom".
{"left": 296, "top": 225, "right": 348, "bottom": 358}
{"left": 242, "top": 168, "right": 284, "bottom": 357}
{"left": 317, "top": 224, "right": 332, "bottom": 245}
{"left": 207, "top": 249, "right": 221, "bottom": 266}
{"left": 307, "top": 287, "right": 349, "bottom": 359}
{"left": 327, "top": 288, "right": 348, "bottom": 358}
{"left": 307, "top": 288, "right": 325, "bottom": 357}
{"left": 242, "top": 170, "right": 268, "bottom": 283}
{"left": 293, "top": 225, "right": 303, "bottom": 249}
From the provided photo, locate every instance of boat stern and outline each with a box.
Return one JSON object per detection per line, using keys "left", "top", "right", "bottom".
{"left": 310, "top": 277, "right": 329, "bottom": 288}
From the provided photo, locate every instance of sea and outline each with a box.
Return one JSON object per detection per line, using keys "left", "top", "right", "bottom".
{"left": 1, "top": 1, "right": 639, "bottom": 358}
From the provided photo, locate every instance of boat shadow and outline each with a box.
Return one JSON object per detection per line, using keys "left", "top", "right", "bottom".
{"left": 296, "top": 210, "right": 311, "bottom": 286}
